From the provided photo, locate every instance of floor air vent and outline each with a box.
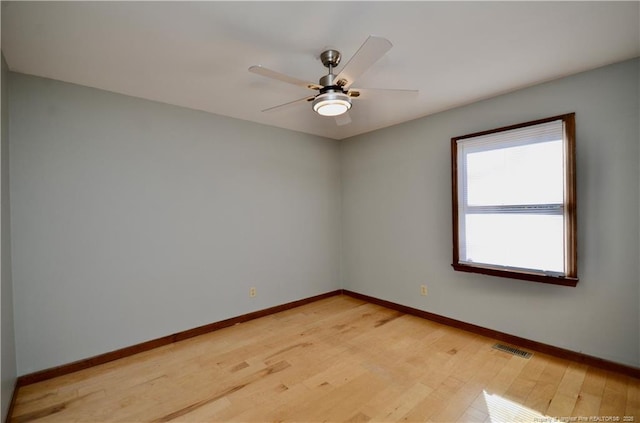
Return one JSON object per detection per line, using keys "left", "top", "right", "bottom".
{"left": 492, "top": 343, "right": 533, "bottom": 359}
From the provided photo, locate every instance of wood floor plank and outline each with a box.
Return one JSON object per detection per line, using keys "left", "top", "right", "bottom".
{"left": 368, "top": 382, "right": 432, "bottom": 421}
{"left": 546, "top": 362, "right": 588, "bottom": 417}
{"left": 502, "top": 354, "right": 548, "bottom": 404}
{"left": 10, "top": 295, "right": 638, "bottom": 423}
{"left": 626, "top": 377, "right": 640, "bottom": 419}
{"left": 572, "top": 366, "right": 607, "bottom": 417}
{"left": 599, "top": 372, "right": 628, "bottom": 417}
{"left": 523, "top": 356, "right": 570, "bottom": 415}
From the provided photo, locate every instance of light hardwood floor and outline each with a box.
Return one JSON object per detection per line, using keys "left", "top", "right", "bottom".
{"left": 10, "top": 295, "right": 640, "bottom": 422}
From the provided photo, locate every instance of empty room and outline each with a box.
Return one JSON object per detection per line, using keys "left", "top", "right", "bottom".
{"left": 1, "top": 1, "right": 640, "bottom": 422}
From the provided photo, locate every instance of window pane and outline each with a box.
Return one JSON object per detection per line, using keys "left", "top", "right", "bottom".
{"left": 466, "top": 140, "right": 563, "bottom": 206}
{"left": 463, "top": 214, "right": 564, "bottom": 273}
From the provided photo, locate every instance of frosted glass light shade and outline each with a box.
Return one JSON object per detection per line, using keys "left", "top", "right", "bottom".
{"left": 312, "top": 92, "right": 352, "bottom": 116}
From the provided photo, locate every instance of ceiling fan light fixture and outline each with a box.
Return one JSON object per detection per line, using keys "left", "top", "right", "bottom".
{"left": 312, "top": 91, "right": 352, "bottom": 117}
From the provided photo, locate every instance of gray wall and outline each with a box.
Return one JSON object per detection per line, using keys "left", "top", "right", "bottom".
{"left": 1, "top": 53, "right": 17, "bottom": 420}
{"left": 8, "top": 73, "right": 341, "bottom": 375}
{"left": 342, "top": 58, "right": 640, "bottom": 366}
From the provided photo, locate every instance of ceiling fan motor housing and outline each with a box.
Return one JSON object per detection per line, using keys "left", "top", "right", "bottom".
{"left": 319, "top": 73, "right": 341, "bottom": 89}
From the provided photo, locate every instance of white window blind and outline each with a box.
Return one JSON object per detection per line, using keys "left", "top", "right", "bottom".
{"left": 455, "top": 118, "right": 568, "bottom": 276}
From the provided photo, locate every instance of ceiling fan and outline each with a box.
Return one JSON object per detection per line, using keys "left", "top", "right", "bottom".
{"left": 249, "top": 36, "right": 417, "bottom": 125}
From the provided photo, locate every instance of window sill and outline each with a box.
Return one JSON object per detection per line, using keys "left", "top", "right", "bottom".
{"left": 451, "top": 263, "right": 578, "bottom": 287}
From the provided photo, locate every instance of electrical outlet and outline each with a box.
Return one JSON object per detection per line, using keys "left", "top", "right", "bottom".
{"left": 249, "top": 287, "right": 257, "bottom": 297}
{"left": 420, "top": 285, "right": 428, "bottom": 296}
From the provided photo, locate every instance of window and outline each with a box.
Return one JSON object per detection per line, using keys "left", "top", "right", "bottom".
{"left": 451, "top": 114, "right": 577, "bottom": 286}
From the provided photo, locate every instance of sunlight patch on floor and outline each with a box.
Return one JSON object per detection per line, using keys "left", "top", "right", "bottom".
{"left": 483, "top": 390, "right": 559, "bottom": 423}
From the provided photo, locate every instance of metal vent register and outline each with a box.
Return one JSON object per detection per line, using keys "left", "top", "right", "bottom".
{"left": 492, "top": 343, "right": 533, "bottom": 359}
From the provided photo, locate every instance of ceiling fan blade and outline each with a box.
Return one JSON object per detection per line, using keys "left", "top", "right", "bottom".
{"left": 336, "top": 36, "right": 393, "bottom": 90}
{"left": 249, "top": 65, "right": 322, "bottom": 91}
{"left": 334, "top": 112, "right": 352, "bottom": 126}
{"left": 348, "top": 87, "right": 419, "bottom": 98}
{"left": 261, "top": 95, "right": 315, "bottom": 113}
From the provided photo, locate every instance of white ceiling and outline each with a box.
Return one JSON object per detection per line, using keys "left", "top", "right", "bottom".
{"left": 2, "top": 1, "right": 639, "bottom": 140}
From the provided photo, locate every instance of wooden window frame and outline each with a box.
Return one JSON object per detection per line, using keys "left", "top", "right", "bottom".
{"left": 451, "top": 113, "right": 578, "bottom": 287}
